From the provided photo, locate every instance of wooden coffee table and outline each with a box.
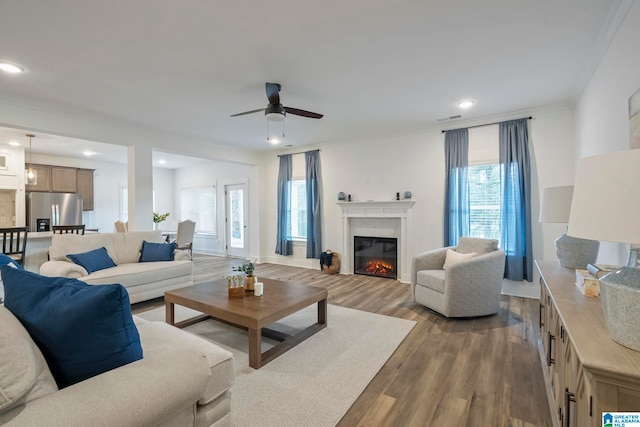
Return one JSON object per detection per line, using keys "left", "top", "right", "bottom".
{"left": 164, "top": 277, "right": 328, "bottom": 369}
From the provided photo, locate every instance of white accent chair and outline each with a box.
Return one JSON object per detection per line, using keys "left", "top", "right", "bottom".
{"left": 175, "top": 220, "right": 196, "bottom": 260}
{"left": 410, "top": 237, "right": 506, "bottom": 318}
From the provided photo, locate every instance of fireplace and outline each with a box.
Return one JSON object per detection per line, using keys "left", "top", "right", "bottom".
{"left": 354, "top": 236, "right": 398, "bottom": 279}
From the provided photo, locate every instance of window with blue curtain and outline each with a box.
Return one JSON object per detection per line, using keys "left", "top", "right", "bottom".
{"left": 275, "top": 151, "right": 322, "bottom": 258}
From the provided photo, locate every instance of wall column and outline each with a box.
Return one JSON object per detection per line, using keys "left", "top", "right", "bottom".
{"left": 127, "top": 145, "right": 153, "bottom": 231}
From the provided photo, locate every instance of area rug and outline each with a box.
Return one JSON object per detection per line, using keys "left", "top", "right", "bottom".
{"left": 138, "top": 303, "right": 416, "bottom": 427}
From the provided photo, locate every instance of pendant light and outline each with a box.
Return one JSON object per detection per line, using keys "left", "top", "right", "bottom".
{"left": 25, "top": 133, "right": 37, "bottom": 185}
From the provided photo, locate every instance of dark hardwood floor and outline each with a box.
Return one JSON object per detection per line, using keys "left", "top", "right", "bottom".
{"left": 132, "top": 254, "right": 552, "bottom": 427}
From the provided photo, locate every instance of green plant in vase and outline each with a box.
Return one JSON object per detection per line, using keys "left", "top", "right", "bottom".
{"left": 153, "top": 212, "right": 170, "bottom": 230}
{"left": 232, "top": 262, "right": 256, "bottom": 292}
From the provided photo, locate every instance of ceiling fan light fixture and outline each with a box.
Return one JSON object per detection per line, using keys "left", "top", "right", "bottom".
{"left": 265, "top": 112, "right": 285, "bottom": 122}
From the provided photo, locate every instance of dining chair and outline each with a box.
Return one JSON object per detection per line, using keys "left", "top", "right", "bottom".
{"left": 175, "top": 220, "right": 196, "bottom": 260}
{"left": 0, "top": 227, "right": 28, "bottom": 267}
{"left": 114, "top": 221, "right": 127, "bottom": 233}
{"left": 52, "top": 225, "right": 86, "bottom": 235}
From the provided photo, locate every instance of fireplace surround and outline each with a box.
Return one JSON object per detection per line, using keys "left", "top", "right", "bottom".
{"left": 338, "top": 200, "right": 415, "bottom": 282}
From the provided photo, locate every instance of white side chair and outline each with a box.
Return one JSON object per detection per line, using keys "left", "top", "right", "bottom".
{"left": 175, "top": 220, "right": 196, "bottom": 260}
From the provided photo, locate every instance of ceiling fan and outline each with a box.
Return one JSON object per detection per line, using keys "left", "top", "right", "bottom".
{"left": 230, "top": 82, "right": 323, "bottom": 121}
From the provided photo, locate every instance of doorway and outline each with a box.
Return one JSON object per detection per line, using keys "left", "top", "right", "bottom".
{"left": 225, "top": 182, "right": 248, "bottom": 258}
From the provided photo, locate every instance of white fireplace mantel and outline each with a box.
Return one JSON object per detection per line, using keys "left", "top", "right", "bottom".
{"left": 338, "top": 200, "right": 415, "bottom": 282}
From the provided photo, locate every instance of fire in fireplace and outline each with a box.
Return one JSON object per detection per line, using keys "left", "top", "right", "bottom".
{"left": 353, "top": 236, "right": 398, "bottom": 279}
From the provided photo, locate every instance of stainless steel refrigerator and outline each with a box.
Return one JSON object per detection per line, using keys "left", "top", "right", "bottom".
{"left": 26, "top": 192, "right": 83, "bottom": 232}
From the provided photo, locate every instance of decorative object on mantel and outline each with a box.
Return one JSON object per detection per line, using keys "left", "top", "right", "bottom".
{"left": 347, "top": 194, "right": 351, "bottom": 202}
{"left": 337, "top": 192, "right": 346, "bottom": 201}
{"left": 403, "top": 191, "right": 412, "bottom": 199}
{"left": 232, "top": 261, "right": 255, "bottom": 292}
{"left": 539, "top": 185, "right": 599, "bottom": 268}
{"left": 25, "top": 134, "right": 37, "bottom": 186}
{"left": 395, "top": 192, "right": 400, "bottom": 200}
{"left": 568, "top": 149, "right": 640, "bottom": 351}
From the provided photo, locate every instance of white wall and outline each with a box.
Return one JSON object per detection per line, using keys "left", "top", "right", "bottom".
{"left": 174, "top": 160, "right": 260, "bottom": 259}
{"left": 574, "top": 1, "right": 640, "bottom": 265}
{"left": 259, "top": 107, "right": 575, "bottom": 277}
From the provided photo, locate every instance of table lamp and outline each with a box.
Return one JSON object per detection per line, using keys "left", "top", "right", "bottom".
{"left": 567, "top": 149, "right": 640, "bottom": 351}
{"left": 539, "top": 185, "right": 599, "bottom": 268}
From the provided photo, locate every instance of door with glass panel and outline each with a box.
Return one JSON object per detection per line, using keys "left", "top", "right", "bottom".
{"left": 225, "top": 183, "right": 249, "bottom": 258}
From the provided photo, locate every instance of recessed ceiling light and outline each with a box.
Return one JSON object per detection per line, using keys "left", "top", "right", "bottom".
{"left": 457, "top": 100, "right": 475, "bottom": 109}
{"left": 158, "top": 159, "right": 166, "bottom": 165}
{"left": 8, "top": 141, "right": 20, "bottom": 146}
{"left": 82, "top": 150, "right": 96, "bottom": 157}
{"left": 0, "top": 62, "right": 25, "bottom": 73}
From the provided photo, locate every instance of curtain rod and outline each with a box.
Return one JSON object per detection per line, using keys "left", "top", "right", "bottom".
{"left": 441, "top": 116, "right": 532, "bottom": 133}
{"left": 277, "top": 149, "right": 320, "bottom": 157}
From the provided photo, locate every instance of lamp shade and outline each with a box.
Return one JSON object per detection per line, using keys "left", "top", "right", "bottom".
{"left": 568, "top": 149, "right": 640, "bottom": 245}
{"left": 539, "top": 185, "right": 573, "bottom": 223}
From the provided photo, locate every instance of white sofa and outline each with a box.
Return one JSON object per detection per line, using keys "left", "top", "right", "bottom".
{"left": 39, "top": 231, "right": 193, "bottom": 304}
{"left": 0, "top": 304, "right": 235, "bottom": 426}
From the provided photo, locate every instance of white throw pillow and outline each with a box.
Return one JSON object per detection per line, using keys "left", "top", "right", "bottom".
{"left": 443, "top": 249, "right": 477, "bottom": 271}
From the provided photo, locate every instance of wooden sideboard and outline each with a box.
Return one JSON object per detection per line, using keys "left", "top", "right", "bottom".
{"left": 537, "top": 260, "right": 640, "bottom": 427}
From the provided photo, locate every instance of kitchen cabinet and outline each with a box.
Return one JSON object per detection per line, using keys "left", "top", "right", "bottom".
{"left": 76, "top": 168, "right": 94, "bottom": 211}
{"left": 24, "top": 164, "right": 52, "bottom": 192}
{"left": 24, "top": 164, "right": 94, "bottom": 211}
{"left": 51, "top": 166, "right": 77, "bottom": 193}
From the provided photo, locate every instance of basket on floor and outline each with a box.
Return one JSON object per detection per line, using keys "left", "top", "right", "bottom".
{"left": 320, "top": 250, "right": 340, "bottom": 274}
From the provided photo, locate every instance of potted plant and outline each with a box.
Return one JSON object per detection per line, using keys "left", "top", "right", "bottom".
{"left": 153, "top": 212, "right": 170, "bottom": 230}
{"left": 232, "top": 261, "right": 256, "bottom": 292}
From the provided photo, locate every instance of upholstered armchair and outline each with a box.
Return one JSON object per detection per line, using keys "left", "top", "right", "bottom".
{"left": 410, "top": 237, "right": 506, "bottom": 318}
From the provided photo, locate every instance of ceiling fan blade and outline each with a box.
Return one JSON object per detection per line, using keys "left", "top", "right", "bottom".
{"left": 265, "top": 82, "right": 281, "bottom": 105}
{"left": 284, "top": 107, "right": 324, "bottom": 119}
{"left": 230, "top": 108, "right": 265, "bottom": 117}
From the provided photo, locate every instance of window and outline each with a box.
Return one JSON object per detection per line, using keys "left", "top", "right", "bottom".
{"left": 180, "top": 186, "right": 216, "bottom": 235}
{"left": 289, "top": 179, "right": 307, "bottom": 240}
{"left": 468, "top": 163, "right": 501, "bottom": 243}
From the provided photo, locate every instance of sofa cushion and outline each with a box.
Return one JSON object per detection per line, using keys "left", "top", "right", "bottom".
{"left": 443, "top": 249, "right": 476, "bottom": 271}
{"left": 1, "top": 266, "right": 143, "bottom": 389}
{"left": 0, "top": 305, "right": 58, "bottom": 414}
{"left": 136, "top": 321, "right": 235, "bottom": 405}
{"left": 120, "top": 231, "right": 166, "bottom": 263}
{"left": 81, "top": 260, "right": 193, "bottom": 288}
{"left": 456, "top": 237, "right": 498, "bottom": 255}
{"left": 416, "top": 269, "right": 446, "bottom": 293}
{"left": 67, "top": 247, "right": 117, "bottom": 274}
{"left": 49, "top": 231, "right": 165, "bottom": 265}
{"left": 140, "top": 241, "right": 177, "bottom": 262}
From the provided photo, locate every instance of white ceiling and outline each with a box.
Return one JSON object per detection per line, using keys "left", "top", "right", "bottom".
{"left": 0, "top": 0, "right": 628, "bottom": 161}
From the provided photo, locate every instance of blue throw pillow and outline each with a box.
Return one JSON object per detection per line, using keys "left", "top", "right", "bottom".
{"left": 1, "top": 266, "right": 143, "bottom": 389}
{"left": 66, "top": 247, "right": 116, "bottom": 274}
{"left": 139, "top": 240, "right": 176, "bottom": 262}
